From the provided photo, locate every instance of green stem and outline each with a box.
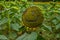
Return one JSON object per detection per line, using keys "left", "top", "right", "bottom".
{"left": 7, "top": 2, "right": 11, "bottom": 38}
{"left": 8, "top": 13, "right": 10, "bottom": 34}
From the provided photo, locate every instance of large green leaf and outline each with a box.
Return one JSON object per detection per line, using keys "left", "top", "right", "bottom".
{"left": 23, "top": 32, "right": 38, "bottom": 40}
{"left": 0, "top": 35, "right": 8, "bottom": 40}
{"left": 16, "top": 32, "right": 38, "bottom": 40}
{"left": 11, "top": 23, "right": 22, "bottom": 31}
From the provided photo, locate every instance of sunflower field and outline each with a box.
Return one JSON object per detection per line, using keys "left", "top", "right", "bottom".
{"left": 0, "top": 0, "right": 60, "bottom": 40}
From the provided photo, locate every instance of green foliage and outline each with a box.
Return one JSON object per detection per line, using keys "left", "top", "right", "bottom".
{"left": 0, "top": 35, "right": 8, "bottom": 40}
{"left": 0, "top": 1, "right": 60, "bottom": 40}
{"left": 16, "top": 32, "right": 38, "bottom": 40}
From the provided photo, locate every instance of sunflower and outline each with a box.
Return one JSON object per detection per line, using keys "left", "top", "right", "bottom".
{"left": 22, "top": 6, "right": 44, "bottom": 28}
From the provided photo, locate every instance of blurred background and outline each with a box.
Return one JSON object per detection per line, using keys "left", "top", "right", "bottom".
{"left": 0, "top": 0, "right": 60, "bottom": 40}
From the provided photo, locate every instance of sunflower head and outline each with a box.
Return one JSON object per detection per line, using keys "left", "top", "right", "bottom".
{"left": 22, "top": 6, "right": 44, "bottom": 28}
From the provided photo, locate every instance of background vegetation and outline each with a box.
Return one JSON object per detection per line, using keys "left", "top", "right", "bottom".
{"left": 0, "top": 0, "right": 60, "bottom": 40}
